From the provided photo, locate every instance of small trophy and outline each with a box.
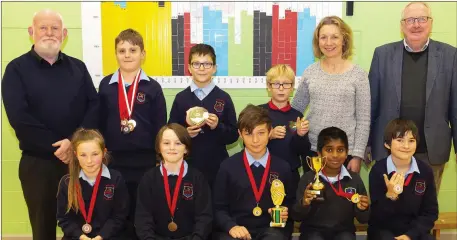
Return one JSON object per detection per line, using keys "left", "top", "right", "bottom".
{"left": 186, "top": 107, "right": 209, "bottom": 126}
{"left": 270, "top": 179, "right": 286, "bottom": 227}
{"left": 306, "top": 156, "right": 326, "bottom": 201}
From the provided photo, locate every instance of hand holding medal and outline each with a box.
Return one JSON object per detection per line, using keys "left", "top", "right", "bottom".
{"left": 355, "top": 195, "right": 370, "bottom": 210}
{"left": 186, "top": 107, "right": 209, "bottom": 126}
{"left": 295, "top": 117, "right": 309, "bottom": 137}
{"left": 383, "top": 172, "right": 405, "bottom": 196}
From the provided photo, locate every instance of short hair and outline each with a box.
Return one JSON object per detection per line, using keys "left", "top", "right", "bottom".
{"left": 115, "top": 28, "right": 144, "bottom": 51}
{"left": 266, "top": 64, "right": 296, "bottom": 85}
{"left": 155, "top": 123, "right": 192, "bottom": 161}
{"left": 317, "top": 127, "right": 349, "bottom": 153}
{"left": 237, "top": 104, "right": 272, "bottom": 134}
{"left": 188, "top": 44, "right": 216, "bottom": 65}
{"left": 401, "top": 2, "right": 432, "bottom": 19}
{"left": 312, "top": 16, "right": 353, "bottom": 59}
{"left": 383, "top": 119, "right": 419, "bottom": 148}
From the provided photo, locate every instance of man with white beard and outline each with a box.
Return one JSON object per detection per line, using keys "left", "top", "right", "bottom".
{"left": 2, "top": 9, "right": 99, "bottom": 240}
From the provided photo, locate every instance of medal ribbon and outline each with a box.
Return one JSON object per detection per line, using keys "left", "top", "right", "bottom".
{"left": 77, "top": 167, "right": 103, "bottom": 225}
{"left": 162, "top": 162, "right": 185, "bottom": 218}
{"left": 118, "top": 69, "right": 141, "bottom": 121}
{"left": 243, "top": 150, "right": 271, "bottom": 204}
{"left": 322, "top": 169, "right": 353, "bottom": 199}
{"left": 392, "top": 171, "right": 414, "bottom": 186}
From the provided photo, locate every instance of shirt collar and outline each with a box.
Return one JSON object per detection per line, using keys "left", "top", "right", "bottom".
{"left": 386, "top": 155, "right": 420, "bottom": 175}
{"left": 245, "top": 149, "right": 269, "bottom": 168}
{"left": 159, "top": 161, "right": 188, "bottom": 177}
{"left": 79, "top": 164, "right": 111, "bottom": 186}
{"left": 318, "top": 165, "right": 352, "bottom": 183}
{"left": 268, "top": 100, "right": 291, "bottom": 112}
{"left": 109, "top": 69, "right": 150, "bottom": 85}
{"left": 30, "top": 45, "right": 63, "bottom": 63}
{"left": 190, "top": 80, "right": 216, "bottom": 96}
{"left": 404, "top": 38, "right": 430, "bottom": 52}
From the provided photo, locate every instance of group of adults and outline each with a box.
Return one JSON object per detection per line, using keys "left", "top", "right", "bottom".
{"left": 1, "top": 2, "right": 456, "bottom": 240}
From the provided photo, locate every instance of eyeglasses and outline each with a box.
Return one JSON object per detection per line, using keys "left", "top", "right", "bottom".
{"left": 268, "top": 82, "right": 293, "bottom": 89}
{"left": 402, "top": 16, "right": 432, "bottom": 25}
{"left": 191, "top": 62, "right": 214, "bottom": 69}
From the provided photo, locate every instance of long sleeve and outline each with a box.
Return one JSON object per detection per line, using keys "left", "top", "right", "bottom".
{"left": 56, "top": 177, "right": 84, "bottom": 238}
{"left": 352, "top": 71, "right": 371, "bottom": 158}
{"left": 450, "top": 50, "right": 457, "bottom": 154}
{"left": 191, "top": 174, "right": 213, "bottom": 240}
{"left": 213, "top": 167, "right": 237, "bottom": 233}
{"left": 291, "top": 73, "right": 310, "bottom": 114}
{"left": 80, "top": 63, "right": 100, "bottom": 130}
{"left": 150, "top": 85, "right": 167, "bottom": 139}
{"left": 353, "top": 175, "right": 370, "bottom": 224}
{"left": 290, "top": 133, "right": 311, "bottom": 156}
{"left": 290, "top": 173, "right": 312, "bottom": 221}
{"left": 1, "top": 61, "right": 59, "bottom": 152}
{"left": 135, "top": 174, "right": 159, "bottom": 240}
{"left": 283, "top": 166, "right": 295, "bottom": 236}
{"left": 368, "top": 48, "right": 381, "bottom": 146}
{"left": 99, "top": 176, "right": 130, "bottom": 239}
{"left": 369, "top": 166, "right": 399, "bottom": 220}
{"left": 168, "top": 98, "right": 186, "bottom": 126}
{"left": 215, "top": 97, "right": 239, "bottom": 145}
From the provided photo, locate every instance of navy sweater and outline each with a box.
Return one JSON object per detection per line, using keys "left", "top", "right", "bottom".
{"left": 213, "top": 151, "right": 295, "bottom": 235}
{"left": 2, "top": 47, "right": 99, "bottom": 158}
{"left": 98, "top": 74, "right": 167, "bottom": 167}
{"left": 259, "top": 103, "right": 311, "bottom": 170}
{"left": 291, "top": 170, "right": 369, "bottom": 234}
{"left": 368, "top": 158, "right": 438, "bottom": 238}
{"left": 56, "top": 169, "right": 129, "bottom": 239}
{"left": 168, "top": 86, "right": 238, "bottom": 183}
{"left": 135, "top": 165, "right": 212, "bottom": 240}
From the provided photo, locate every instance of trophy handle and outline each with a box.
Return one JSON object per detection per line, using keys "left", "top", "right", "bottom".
{"left": 305, "top": 156, "right": 312, "bottom": 170}
{"left": 321, "top": 156, "right": 327, "bottom": 169}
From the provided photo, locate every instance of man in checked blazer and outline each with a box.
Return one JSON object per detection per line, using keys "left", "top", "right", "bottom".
{"left": 368, "top": 2, "right": 457, "bottom": 192}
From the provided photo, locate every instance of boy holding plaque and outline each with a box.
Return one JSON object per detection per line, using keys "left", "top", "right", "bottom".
{"left": 368, "top": 119, "right": 438, "bottom": 240}
{"left": 259, "top": 64, "right": 311, "bottom": 190}
{"left": 168, "top": 44, "right": 238, "bottom": 185}
{"left": 213, "top": 104, "right": 295, "bottom": 240}
{"left": 98, "top": 29, "right": 167, "bottom": 238}
{"left": 291, "top": 127, "right": 369, "bottom": 240}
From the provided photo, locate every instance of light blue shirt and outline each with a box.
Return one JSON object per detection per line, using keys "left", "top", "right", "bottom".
{"left": 245, "top": 149, "right": 269, "bottom": 168}
{"left": 318, "top": 165, "right": 352, "bottom": 184}
{"left": 109, "top": 69, "right": 150, "bottom": 86}
{"left": 386, "top": 155, "right": 420, "bottom": 176}
{"left": 404, "top": 38, "right": 430, "bottom": 52}
{"left": 190, "top": 81, "right": 216, "bottom": 101}
{"left": 159, "top": 161, "right": 189, "bottom": 177}
{"left": 79, "top": 164, "right": 111, "bottom": 186}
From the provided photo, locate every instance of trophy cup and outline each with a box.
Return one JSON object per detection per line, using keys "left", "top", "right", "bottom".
{"left": 186, "top": 107, "right": 209, "bottom": 126}
{"left": 306, "top": 156, "right": 326, "bottom": 201}
{"left": 270, "top": 179, "right": 286, "bottom": 227}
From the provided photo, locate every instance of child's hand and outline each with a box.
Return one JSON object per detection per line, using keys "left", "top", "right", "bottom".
{"left": 79, "top": 235, "right": 90, "bottom": 240}
{"left": 268, "top": 207, "right": 288, "bottom": 222}
{"left": 296, "top": 117, "right": 309, "bottom": 137}
{"left": 302, "top": 183, "right": 316, "bottom": 206}
{"left": 229, "top": 225, "right": 252, "bottom": 239}
{"left": 347, "top": 157, "right": 362, "bottom": 173}
{"left": 52, "top": 138, "right": 72, "bottom": 164}
{"left": 383, "top": 172, "right": 404, "bottom": 195}
{"left": 205, "top": 113, "right": 219, "bottom": 130}
{"left": 187, "top": 125, "right": 202, "bottom": 138}
{"left": 270, "top": 126, "right": 286, "bottom": 140}
{"left": 91, "top": 236, "right": 103, "bottom": 240}
{"left": 356, "top": 195, "right": 370, "bottom": 211}
{"left": 394, "top": 235, "right": 411, "bottom": 240}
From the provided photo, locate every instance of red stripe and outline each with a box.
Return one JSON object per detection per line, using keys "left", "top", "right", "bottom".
{"left": 184, "top": 13, "right": 195, "bottom": 76}
{"left": 271, "top": 5, "right": 279, "bottom": 66}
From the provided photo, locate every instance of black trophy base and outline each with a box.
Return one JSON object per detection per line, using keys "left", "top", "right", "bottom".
{"left": 309, "top": 189, "right": 325, "bottom": 201}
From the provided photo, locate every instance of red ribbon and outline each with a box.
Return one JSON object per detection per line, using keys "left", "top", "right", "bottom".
{"left": 392, "top": 171, "right": 414, "bottom": 186}
{"left": 322, "top": 169, "right": 353, "bottom": 199}
{"left": 118, "top": 69, "right": 141, "bottom": 121}
{"left": 243, "top": 150, "right": 271, "bottom": 204}
{"left": 162, "top": 163, "right": 185, "bottom": 218}
{"left": 268, "top": 100, "right": 291, "bottom": 112}
{"left": 77, "top": 167, "right": 103, "bottom": 225}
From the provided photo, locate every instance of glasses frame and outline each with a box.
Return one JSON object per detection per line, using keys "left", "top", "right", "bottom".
{"left": 190, "top": 62, "right": 214, "bottom": 69}
{"left": 401, "top": 16, "right": 432, "bottom": 25}
{"left": 268, "top": 82, "right": 294, "bottom": 89}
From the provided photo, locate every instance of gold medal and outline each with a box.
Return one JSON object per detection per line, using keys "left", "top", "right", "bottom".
{"left": 393, "top": 184, "right": 403, "bottom": 194}
{"left": 168, "top": 221, "right": 178, "bottom": 232}
{"left": 121, "top": 119, "right": 128, "bottom": 126}
{"left": 253, "top": 206, "right": 262, "bottom": 216}
{"left": 187, "top": 107, "right": 209, "bottom": 125}
{"left": 128, "top": 119, "right": 136, "bottom": 128}
{"left": 82, "top": 223, "right": 92, "bottom": 234}
{"left": 351, "top": 193, "right": 360, "bottom": 203}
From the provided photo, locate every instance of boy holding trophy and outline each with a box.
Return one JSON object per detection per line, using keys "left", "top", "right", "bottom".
{"left": 291, "top": 127, "right": 369, "bottom": 240}
{"left": 213, "top": 105, "right": 295, "bottom": 240}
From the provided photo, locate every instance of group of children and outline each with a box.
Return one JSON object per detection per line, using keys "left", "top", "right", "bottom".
{"left": 56, "top": 29, "right": 439, "bottom": 240}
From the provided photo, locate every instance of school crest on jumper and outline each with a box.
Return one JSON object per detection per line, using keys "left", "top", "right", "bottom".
{"left": 269, "top": 172, "right": 279, "bottom": 184}
{"left": 344, "top": 187, "right": 357, "bottom": 195}
{"left": 415, "top": 180, "right": 426, "bottom": 195}
{"left": 136, "top": 92, "right": 146, "bottom": 104}
{"left": 104, "top": 185, "right": 115, "bottom": 200}
{"left": 214, "top": 99, "right": 225, "bottom": 113}
{"left": 183, "top": 183, "right": 194, "bottom": 200}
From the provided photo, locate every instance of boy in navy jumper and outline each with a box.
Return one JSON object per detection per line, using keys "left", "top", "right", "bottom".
{"left": 368, "top": 119, "right": 438, "bottom": 240}
{"left": 168, "top": 44, "right": 238, "bottom": 185}
{"left": 98, "top": 29, "right": 167, "bottom": 238}
{"left": 259, "top": 64, "right": 311, "bottom": 190}
{"left": 213, "top": 104, "right": 295, "bottom": 240}
{"left": 291, "top": 127, "right": 369, "bottom": 240}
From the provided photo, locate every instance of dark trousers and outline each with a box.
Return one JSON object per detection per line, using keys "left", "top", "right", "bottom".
{"left": 368, "top": 229, "right": 433, "bottom": 240}
{"left": 214, "top": 228, "right": 289, "bottom": 240}
{"left": 300, "top": 230, "right": 355, "bottom": 240}
{"left": 19, "top": 153, "right": 67, "bottom": 240}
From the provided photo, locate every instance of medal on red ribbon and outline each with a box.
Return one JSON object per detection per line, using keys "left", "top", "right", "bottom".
{"left": 162, "top": 162, "right": 185, "bottom": 232}
{"left": 243, "top": 150, "right": 271, "bottom": 217}
{"left": 322, "top": 170, "right": 359, "bottom": 203}
{"left": 77, "top": 167, "right": 103, "bottom": 234}
{"left": 392, "top": 171, "right": 414, "bottom": 194}
{"left": 118, "top": 69, "right": 141, "bottom": 134}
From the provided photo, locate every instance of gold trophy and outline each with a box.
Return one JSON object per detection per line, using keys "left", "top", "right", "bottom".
{"left": 270, "top": 179, "right": 286, "bottom": 227}
{"left": 186, "top": 107, "right": 209, "bottom": 126}
{"left": 306, "top": 156, "right": 326, "bottom": 201}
